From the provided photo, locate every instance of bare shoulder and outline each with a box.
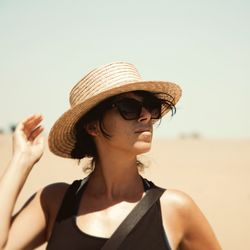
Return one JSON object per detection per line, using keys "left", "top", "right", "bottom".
{"left": 14, "top": 182, "right": 70, "bottom": 218}
{"left": 160, "top": 189, "right": 199, "bottom": 215}
{"left": 40, "top": 182, "right": 69, "bottom": 212}
{"left": 40, "top": 182, "right": 70, "bottom": 239}
{"left": 160, "top": 189, "right": 221, "bottom": 250}
{"left": 159, "top": 189, "right": 198, "bottom": 242}
{"left": 41, "top": 182, "right": 69, "bottom": 205}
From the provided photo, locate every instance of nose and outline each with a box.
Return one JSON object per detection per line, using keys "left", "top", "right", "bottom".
{"left": 138, "top": 107, "right": 151, "bottom": 123}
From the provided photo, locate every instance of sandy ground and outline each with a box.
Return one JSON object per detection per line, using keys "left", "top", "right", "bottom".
{"left": 1, "top": 134, "right": 250, "bottom": 250}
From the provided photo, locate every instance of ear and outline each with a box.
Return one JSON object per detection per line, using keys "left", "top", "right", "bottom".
{"left": 85, "top": 122, "right": 99, "bottom": 137}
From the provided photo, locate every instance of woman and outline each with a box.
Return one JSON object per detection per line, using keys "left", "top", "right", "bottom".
{"left": 0, "top": 62, "right": 221, "bottom": 249}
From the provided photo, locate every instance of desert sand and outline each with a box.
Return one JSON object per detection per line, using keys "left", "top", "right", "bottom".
{"left": 1, "top": 134, "right": 249, "bottom": 250}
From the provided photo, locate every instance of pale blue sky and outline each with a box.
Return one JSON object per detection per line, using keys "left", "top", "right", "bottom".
{"left": 0, "top": 0, "right": 249, "bottom": 138}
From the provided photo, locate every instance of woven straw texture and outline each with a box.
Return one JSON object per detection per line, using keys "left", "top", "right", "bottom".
{"left": 48, "top": 62, "right": 182, "bottom": 158}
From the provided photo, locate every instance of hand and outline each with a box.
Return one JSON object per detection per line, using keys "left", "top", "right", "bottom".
{"left": 12, "top": 114, "right": 45, "bottom": 167}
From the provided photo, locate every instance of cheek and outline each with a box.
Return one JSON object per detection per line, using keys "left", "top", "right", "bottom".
{"left": 101, "top": 112, "right": 124, "bottom": 137}
{"left": 101, "top": 114, "right": 134, "bottom": 145}
{"left": 107, "top": 121, "right": 132, "bottom": 139}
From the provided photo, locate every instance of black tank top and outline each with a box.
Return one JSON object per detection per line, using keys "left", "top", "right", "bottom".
{"left": 46, "top": 177, "right": 171, "bottom": 250}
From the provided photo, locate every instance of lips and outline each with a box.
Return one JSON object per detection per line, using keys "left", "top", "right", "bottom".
{"left": 135, "top": 128, "right": 152, "bottom": 133}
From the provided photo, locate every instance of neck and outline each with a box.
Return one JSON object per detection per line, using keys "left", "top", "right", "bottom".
{"left": 87, "top": 150, "right": 144, "bottom": 201}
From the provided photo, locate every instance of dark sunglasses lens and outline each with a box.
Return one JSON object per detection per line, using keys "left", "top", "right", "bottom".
{"left": 117, "top": 99, "right": 142, "bottom": 120}
{"left": 144, "top": 98, "right": 162, "bottom": 119}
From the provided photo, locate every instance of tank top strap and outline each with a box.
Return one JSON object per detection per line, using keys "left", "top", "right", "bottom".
{"left": 141, "top": 176, "right": 162, "bottom": 191}
{"left": 55, "top": 177, "right": 89, "bottom": 223}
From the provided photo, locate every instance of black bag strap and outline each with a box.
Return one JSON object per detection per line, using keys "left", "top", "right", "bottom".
{"left": 101, "top": 187, "right": 166, "bottom": 250}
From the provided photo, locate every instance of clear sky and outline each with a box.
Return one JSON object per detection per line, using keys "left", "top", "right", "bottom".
{"left": 0, "top": 0, "right": 249, "bottom": 138}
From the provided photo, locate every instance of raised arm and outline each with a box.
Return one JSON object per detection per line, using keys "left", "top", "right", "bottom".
{"left": 0, "top": 114, "right": 46, "bottom": 249}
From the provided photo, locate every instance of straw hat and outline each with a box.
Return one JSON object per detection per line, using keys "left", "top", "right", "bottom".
{"left": 48, "top": 61, "right": 182, "bottom": 158}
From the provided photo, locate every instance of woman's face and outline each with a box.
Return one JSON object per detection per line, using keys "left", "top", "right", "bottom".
{"left": 95, "top": 92, "right": 155, "bottom": 156}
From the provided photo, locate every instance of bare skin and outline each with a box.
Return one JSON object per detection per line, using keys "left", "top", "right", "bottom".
{"left": 0, "top": 94, "right": 221, "bottom": 250}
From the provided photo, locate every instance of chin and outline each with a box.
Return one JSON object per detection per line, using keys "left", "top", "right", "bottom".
{"left": 133, "top": 141, "right": 152, "bottom": 155}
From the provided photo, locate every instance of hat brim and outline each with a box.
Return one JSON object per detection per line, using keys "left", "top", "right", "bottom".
{"left": 48, "top": 80, "right": 182, "bottom": 158}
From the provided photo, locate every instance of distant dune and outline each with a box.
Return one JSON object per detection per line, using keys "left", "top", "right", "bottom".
{"left": 1, "top": 134, "right": 250, "bottom": 250}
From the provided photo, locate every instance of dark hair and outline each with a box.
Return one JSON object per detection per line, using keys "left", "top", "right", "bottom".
{"left": 70, "top": 95, "right": 115, "bottom": 159}
{"left": 70, "top": 91, "right": 176, "bottom": 170}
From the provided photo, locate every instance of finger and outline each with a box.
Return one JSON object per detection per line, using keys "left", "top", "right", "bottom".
{"left": 28, "top": 125, "right": 44, "bottom": 141}
{"left": 16, "top": 114, "right": 42, "bottom": 132}
{"left": 23, "top": 113, "right": 40, "bottom": 123}
{"left": 23, "top": 115, "right": 43, "bottom": 135}
{"left": 15, "top": 114, "right": 36, "bottom": 131}
{"left": 24, "top": 114, "right": 43, "bottom": 129}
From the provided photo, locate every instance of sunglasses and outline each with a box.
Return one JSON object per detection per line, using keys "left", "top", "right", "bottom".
{"left": 111, "top": 97, "right": 162, "bottom": 120}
